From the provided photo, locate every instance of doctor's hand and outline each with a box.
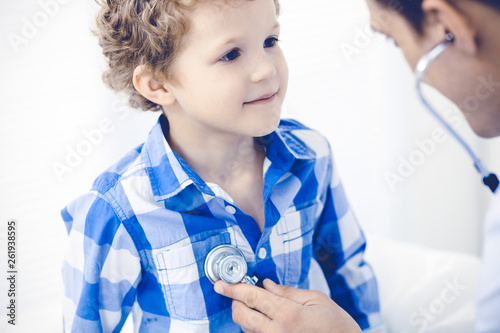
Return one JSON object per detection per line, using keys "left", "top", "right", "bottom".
{"left": 214, "top": 278, "right": 362, "bottom": 333}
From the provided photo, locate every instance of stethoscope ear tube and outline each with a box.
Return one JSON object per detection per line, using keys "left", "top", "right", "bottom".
{"left": 415, "top": 33, "right": 499, "bottom": 194}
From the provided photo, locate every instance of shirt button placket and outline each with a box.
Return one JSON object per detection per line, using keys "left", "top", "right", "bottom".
{"left": 225, "top": 205, "right": 237, "bottom": 215}
{"left": 257, "top": 247, "right": 267, "bottom": 260}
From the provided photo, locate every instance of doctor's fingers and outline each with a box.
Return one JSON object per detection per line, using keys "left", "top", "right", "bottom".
{"left": 215, "top": 280, "right": 288, "bottom": 317}
{"left": 232, "top": 300, "right": 272, "bottom": 333}
{"left": 262, "top": 278, "right": 330, "bottom": 306}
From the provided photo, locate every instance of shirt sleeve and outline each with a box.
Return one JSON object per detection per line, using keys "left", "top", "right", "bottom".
{"left": 61, "top": 191, "right": 142, "bottom": 333}
{"left": 313, "top": 150, "right": 384, "bottom": 331}
{"left": 476, "top": 190, "right": 500, "bottom": 332}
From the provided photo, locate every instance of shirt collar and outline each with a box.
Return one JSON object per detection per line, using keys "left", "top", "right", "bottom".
{"left": 142, "top": 115, "right": 316, "bottom": 202}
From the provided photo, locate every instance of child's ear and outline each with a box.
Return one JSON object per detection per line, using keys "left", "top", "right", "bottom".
{"left": 421, "top": 0, "right": 477, "bottom": 56}
{"left": 133, "top": 65, "right": 176, "bottom": 106}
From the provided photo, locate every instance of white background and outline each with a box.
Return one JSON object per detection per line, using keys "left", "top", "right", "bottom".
{"left": 1, "top": 0, "right": 499, "bottom": 331}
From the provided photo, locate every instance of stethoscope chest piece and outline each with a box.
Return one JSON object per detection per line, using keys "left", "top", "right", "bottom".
{"left": 204, "top": 245, "right": 257, "bottom": 285}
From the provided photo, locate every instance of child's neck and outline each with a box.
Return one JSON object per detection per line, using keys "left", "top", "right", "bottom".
{"left": 166, "top": 114, "right": 267, "bottom": 231}
{"left": 167, "top": 120, "right": 266, "bottom": 190}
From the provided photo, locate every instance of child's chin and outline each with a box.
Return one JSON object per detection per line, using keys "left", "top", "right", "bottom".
{"left": 254, "top": 117, "right": 281, "bottom": 137}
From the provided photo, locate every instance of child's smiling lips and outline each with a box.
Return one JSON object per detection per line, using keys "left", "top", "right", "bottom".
{"left": 244, "top": 91, "right": 277, "bottom": 105}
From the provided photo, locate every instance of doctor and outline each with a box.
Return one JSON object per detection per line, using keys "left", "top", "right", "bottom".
{"left": 214, "top": 0, "right": 500, "bottom": 332}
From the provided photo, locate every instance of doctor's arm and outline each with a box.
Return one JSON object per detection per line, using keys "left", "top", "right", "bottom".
{"left": 214, "top": 278, "right": 361, "bottom": 333}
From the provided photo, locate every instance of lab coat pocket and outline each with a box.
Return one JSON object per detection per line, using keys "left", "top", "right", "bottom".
{"left": 154, "top": 231, "right": 232, "bottom": 321}
{"left": 279, "top": 202, "right": 320, "bottom": 286}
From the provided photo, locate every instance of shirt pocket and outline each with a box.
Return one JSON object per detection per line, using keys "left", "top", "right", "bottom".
{"left": 278, "top": 201, "right": 320, "bottom": 286}
{"left": 154, "top": 231, "right": 233, "bottom": 321}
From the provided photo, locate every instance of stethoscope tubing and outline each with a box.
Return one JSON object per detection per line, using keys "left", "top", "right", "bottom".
{"left": 414, "top": 34, "right": 498, "bottom": 193}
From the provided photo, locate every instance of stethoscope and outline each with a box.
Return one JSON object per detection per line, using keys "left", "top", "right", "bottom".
{"left": 205, "top": 245, "right": 258, "bottom": 285}
{"left": 415, "top": 32, "right": 499, "bottom": 193}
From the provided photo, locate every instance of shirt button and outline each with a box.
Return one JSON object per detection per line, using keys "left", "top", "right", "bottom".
{"left": 258, "top": 248, "right": 267, "bottom": 259}
{"left": 225, "top": 205, "right": 236, "bottom": 215}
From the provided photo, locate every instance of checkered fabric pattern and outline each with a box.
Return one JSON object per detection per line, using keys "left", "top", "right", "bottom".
{"left": 61, "top": 115, "right": 383, "bottom": 332}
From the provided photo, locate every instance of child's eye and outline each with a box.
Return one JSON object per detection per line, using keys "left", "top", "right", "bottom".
{"left": 220, "top": 49, "right": 241, "bottom": 62}
{"left": 264, "top": 37, "right": 279, "bottom": 48}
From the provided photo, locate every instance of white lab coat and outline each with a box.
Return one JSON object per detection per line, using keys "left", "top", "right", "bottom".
{"left": 476, "top": 189, "right": 500, "bottom": 333}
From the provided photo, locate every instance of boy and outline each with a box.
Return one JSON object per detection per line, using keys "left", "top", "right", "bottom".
{"left": 61, "top": 0, "right": 383, "bottom": 331}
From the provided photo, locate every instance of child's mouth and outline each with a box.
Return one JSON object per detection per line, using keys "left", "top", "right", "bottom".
{"left": 244, "top": 92, "right": 277, "bottom": 105}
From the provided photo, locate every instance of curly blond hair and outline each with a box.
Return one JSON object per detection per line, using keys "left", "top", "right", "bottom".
{"left": 94, "top": 0, "right": 281, "bottom": 111}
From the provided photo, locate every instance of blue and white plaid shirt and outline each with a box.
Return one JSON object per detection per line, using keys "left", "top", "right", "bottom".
{"left": 62, "top": 115, "right": 383, "bottom": 332}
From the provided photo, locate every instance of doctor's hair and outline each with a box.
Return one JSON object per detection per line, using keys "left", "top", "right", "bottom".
{"left": 375, "top": 0, "right": 500, "bottom": 34}
{"left": 94, "top": 0, "right": 281, "bottom": 112}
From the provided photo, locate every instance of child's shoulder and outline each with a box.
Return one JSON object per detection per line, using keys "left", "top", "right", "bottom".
{"left": 90, "top": 143, "right": 147, "bottom": 195}
{"left": 62, "top": 142, "right": 151, "bottom": 234}
{"left": 276, "top": 118, "right": 331, "bottom": 159}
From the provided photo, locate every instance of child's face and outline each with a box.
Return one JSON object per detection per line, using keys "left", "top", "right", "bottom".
{"left": 166, "top": 0, "right": 288, "bottom": 138}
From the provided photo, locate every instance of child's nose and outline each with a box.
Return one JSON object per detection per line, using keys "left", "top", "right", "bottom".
{"left": 249, "top": 53, "right": 277, "bottom": 83}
